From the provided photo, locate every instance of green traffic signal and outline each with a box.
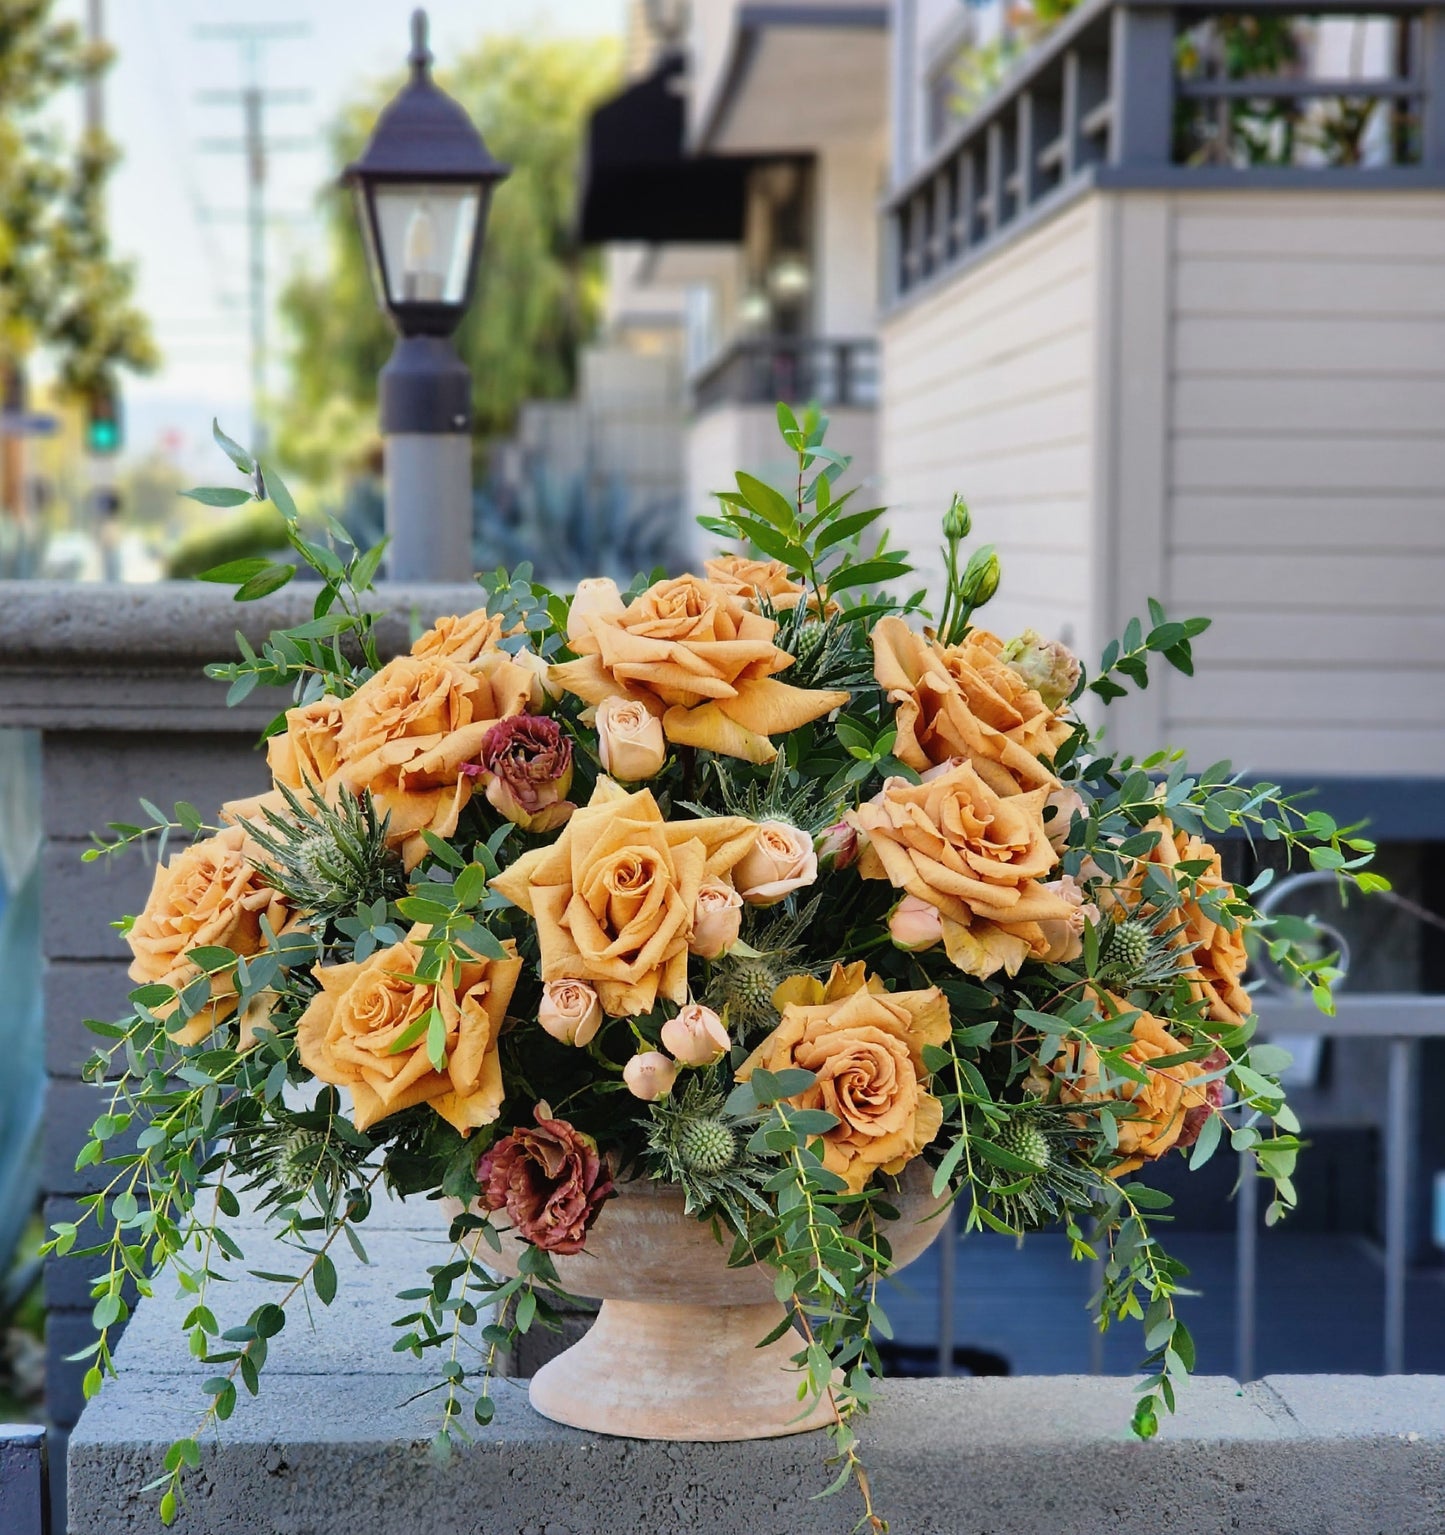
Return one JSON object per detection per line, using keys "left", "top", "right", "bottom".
{"left": 87, "top": 418, "right": 120, "bottom": 454}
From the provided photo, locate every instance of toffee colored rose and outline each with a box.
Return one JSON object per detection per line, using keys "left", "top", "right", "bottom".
{"left": 703, "top": 555, "right": 807, "bottom": 611}
{"left": 476, "top": 1107, "right": 614, "bottom": 1255}
{"left": 472, "top": 714, "right": 575, "bottom": 833}
{"left": 623, "top": 1050, "right": 677, "bottom": 1100}
{"left": 490, "top": 779, "right": 757, "bottom": 1017}
{"left": 411, "top": 609, "right": 508, "bottom": 666}
{"left": 734, "top": 820, "right": 817, "bottom": 906}
{"left": 514, "top": 646, "right": 560, "bottom": 704}
{"left": 847, "top": 761, "right": 1076, "bottom": 980}
{"left": 689, "top": 877, "right": 743, "bottom": 959}
{"left": 551, "top": 573, "right": 848, "bottom": 766}
{"left": 595, "top": 695, "right": 667, "bottom": 782}
{"left": 296, "top": 926, "right": 521, "bottom": 1134}
{"left": 661, "top": 1004, "right": 730, "bottom": 1066}
{"left": 871, "top": 617, "right": 1069, "bottom": 796}
{"left": 126, "top": 824, "right": 297, "bottom": 1047}
{"left": 567, "top": 577, "right": 626, "bottom": 644}
{"left": 889, "top": 894, "right": 944, "bottom": 952}
{"left": 739, "top": 963, "right": 950, "bottom": 1194}
{"left": 1037, "top": 993, "right": 1209, "bottom": 1176}
{"left": 537, "top": 979, "right": 604, "bottom": 1047}
{"left": 1044, "top": 785, "right": 1086, "bottom": 855}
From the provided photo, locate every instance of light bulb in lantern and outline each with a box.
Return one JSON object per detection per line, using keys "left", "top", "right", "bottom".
{"left": 402, "top": 200, "right": 444, "bottom": 302}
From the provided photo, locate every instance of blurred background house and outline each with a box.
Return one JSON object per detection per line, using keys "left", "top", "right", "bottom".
{"left": 3, "top": 0, "right": 1445, "bottom": 1471}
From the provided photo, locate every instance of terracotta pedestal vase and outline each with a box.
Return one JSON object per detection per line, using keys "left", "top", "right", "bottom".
{"left": 471, "top": 1169, "right": 946, "bottom": 1442}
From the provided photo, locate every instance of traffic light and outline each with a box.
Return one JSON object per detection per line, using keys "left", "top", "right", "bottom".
{"left": 86, "top": 380, "right": 122, "bottom": 455}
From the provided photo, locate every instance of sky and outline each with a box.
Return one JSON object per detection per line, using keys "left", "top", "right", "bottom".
{"left": 54, "top": 0, "right": 626, "bottom": 475}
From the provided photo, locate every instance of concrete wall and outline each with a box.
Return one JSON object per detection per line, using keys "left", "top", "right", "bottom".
{"left": 879, "top": 195, "right": 1100, "bottom": 655}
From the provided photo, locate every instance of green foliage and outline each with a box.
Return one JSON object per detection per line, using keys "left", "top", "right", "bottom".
{"left": 274, "top": 34, "right": 621, "bottom": 485}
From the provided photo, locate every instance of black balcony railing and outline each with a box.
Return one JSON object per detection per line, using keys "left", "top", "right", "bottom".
{"left": 887, "top": 0, "right": 1445, "bottom": 303}
{"left": 692, "top": 337, "right": 879, "bottom": 413}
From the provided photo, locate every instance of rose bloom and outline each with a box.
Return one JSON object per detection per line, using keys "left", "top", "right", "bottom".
{"left": 1044, "top": 785, "right": 1087, "bottom": 855}
{"left": 847, "top": 761, "right": 1077, "bottom": 980}
{"left": 328, "top": 652, "right": 536, "bottom": 871}
{"left": 551, "top": 573, "right": 847, "bottom": 766}
{"left": 537, "top": 979, "right": 604, "bottom": 1047}
{"left": 410, "top": 609, "right": 509, "bottom": 666}
{"left": 734, "top": 819, "right": 817, "bottom": 906}
{"left": 1035, "top": 993, "right": 1210, "bottom": 1176}
{"left": 739, "top": 963, "right": 950, "bottom": 1194}
{"left": 871, "top": 616, "right": 1070, "bottom": 796}
{"left": 567, "top": 577, "right": 626, "bottom": 645}
{"left": 1110, "top": 817, "right": 1252, "bottom": 1025}
{"left": 703, "top": 555, "right": 807, "bottom": 611}
{"left": 1035, "top": 874, "right": 1100, "bottom": 965}
{"left": 296, "top": 925, "right": 521, "bottom": 1134}
{"left": 477, "top": 1106, "right": 613, "bottom": 1255}
{"left": 689, "top": 877, "right": 743, "bottom": 959}
{"left": 889, "top": 894, "right": 944, "bottom": 952}
{"left": 490, "top": 779, "right": 756, "bottom": 1017}
{"left": 596, "top": 694, "right": 667, "bottom": 782}
{"left": 470, "top": 715, "right": 575, "bottom": 833}
{"left": 623, "top": 1050, "right": 677, "bottom": 1101}
{"left": 126, "top": 824, "right": 297, "bottom": 1047}
{"left": 513, "top": 646, "right": 559, "bottom": 705}
{"left": 814, "top": 820, "right": 858, "bottom": 872}
{"left": 661, "top": 1004, "right": 730, "bottom": 1066}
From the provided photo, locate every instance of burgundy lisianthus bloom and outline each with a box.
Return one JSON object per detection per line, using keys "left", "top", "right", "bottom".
{"left": 476, "top": 1108, "right": 613, "bottom": 1255}
{"left": 467, "top": 714, "right": 575, "bottom": 833}
{"left": 1176, "top": 1046, "right": 1229, "bottom": 1150}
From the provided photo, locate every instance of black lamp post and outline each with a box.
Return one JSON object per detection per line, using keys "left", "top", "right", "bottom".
{"left": 344, "top": 9, "right": 510, "bottom": 581}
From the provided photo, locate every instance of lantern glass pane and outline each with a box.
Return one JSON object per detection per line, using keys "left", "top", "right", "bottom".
{"left": 372, "top": 183, "right": 481, "bottom": 307}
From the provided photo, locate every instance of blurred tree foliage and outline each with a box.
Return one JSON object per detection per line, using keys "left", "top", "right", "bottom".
{"left": 0, "top": 0, "right": 157, "bottom": 393}
{"left": 276, "top": 32, "right": 621, "bottom": 493}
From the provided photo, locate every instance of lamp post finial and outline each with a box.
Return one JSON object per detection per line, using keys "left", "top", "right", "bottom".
{"left": 409, "top": 10, "right": 432, "bottom": 78}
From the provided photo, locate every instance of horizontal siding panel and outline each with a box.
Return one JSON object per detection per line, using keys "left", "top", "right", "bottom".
{"left": 1164, "top": 666, "right": 1445, "bottom": 728}
{"left": 885, "top": 328, "right": 1091, "bottom": 415}
{"left": 1182, "top": 609, "right": 1445, "bottom": 665}
{"left": 888, "top": 387, "right": 1091, "bottom": 458}
{"left": 891, "top": 439, "right": 1090, "bottom": 497}
{"left": 1173, "top": 316, "right": 1445, "bottom": 377}
{"left": 1160, "top": 723, "right": 1445, "bottom": 778}
{"left": 1171, "top": 434, "right": 1445, "bottom": 493}
{"left": 1172, "top": 376, "right": 1445, "bottom": 435}
{"left": 1169, "top": 551, "right": 1445, "bottom": 610}
{"left": 1175, "top": 257, "right": 1445, "bottom": 318}
{"left": 1171, "top": 494, "right": 1445, "bottom": 553}
{"left": 1173, "top": 202, "right": 1445, "bottom": 260}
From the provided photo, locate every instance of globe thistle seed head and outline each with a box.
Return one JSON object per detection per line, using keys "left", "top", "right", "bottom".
{"left": 1102, "top": 919, "right": 1153, "bottom": 981}
{"left": 676, "top": 1116, "right": 737, "bottom": 1176}
{"left": 996, "top": 1119, "right": 1052, "bottom": 1174}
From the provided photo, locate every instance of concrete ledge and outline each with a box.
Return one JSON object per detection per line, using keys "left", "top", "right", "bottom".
{"left": 65, "top": 1198, "right": 1445, "bottom": 1534}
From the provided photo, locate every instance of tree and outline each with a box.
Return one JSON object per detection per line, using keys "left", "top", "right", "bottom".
{"left": 275, "top": 32, "right": 620, "bottom": 492}
{"left": 0, "top": 1, "right": 157, "bottom": 395}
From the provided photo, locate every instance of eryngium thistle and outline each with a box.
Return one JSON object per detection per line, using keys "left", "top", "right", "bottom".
{"left": 676, "top": 1116, "right": 737, "bottom": 1176}
{"left": 273, "top": 1125, "right": 334, "bottom": 1193}
{"left": 1102, "top": 919, "right": 1152, "bottom": 980}
{"left": 643, "top": 1077, "right": 771, "bottom": 1233}
{"left": 995, "top": 1118, "right": 1051, "bottom": 1173}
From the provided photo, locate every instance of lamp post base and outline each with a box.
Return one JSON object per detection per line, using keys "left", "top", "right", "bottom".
{"left": 383, "top": 431, "right": 473, "bottom": 582}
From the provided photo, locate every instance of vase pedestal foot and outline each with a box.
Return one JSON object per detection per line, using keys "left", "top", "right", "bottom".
{"left": 526, "top": 1298, "right": 834, "bottom": 1441}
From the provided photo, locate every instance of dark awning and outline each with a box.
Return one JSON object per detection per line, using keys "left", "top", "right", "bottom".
{"left": 577, "top": 54, "right": 756, "bottom": 245}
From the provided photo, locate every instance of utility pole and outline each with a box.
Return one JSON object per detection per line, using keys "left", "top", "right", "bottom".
{"left": 196, "top": 22, "right": 310, "bottom": 454}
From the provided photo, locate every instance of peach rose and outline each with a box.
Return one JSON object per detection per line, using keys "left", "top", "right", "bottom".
{"left": 596, "top": 695, "right": 667, "bottom": 782}
{"left": 889, "top": 894, "right": 944, "bottom": 952}
{"left": 296, "top": 925, "right": 521, "bottom": 1134}
{"left": 514, "top": 646, "right": 560, "bottom": 704}
{"left": 1037, "top": 993, "right": 1209, "bottom": 1176}
{"left": 551, "top": 574, "right": 848, "bottom": 765}
{"left": 1036, "top": 874, "right": 1100, "bottom": 964}
{"left": 126, "top": 824, "right": 297, "bottom": 1047}
{"left": 623, "top": 1050, "right": 677, "bottom": 1101}
{"left": 703, "top": 555, "right": 806, "bottom": 611}
{"left": 1044, "top": 785, "right": 1086, "bottom": 855}
{"left": 538, "top": 979, "right": 603, "bottom": 1047}
{"left": 847, "top": 761, "right": 1076, "bottom": 979}
{"left": 689, "top": 877, "right": 744, "bottom": 959}
{"left": 739, "top": 963, "right": 950, "bottom": 1194}
{"left": 490, "top": 778, "right": 757, "bottom": 1017}
{"left": 871, "top": 616, "right": 1070, "bottom": 796}
{"left": 1110, "top": 817, "right": 1252, "bottom": 1025}
{"left": 567, "top": 577, "right": 626, "bottom": 645}
{"left": 410, "top": 609, "right": 508, "bottom": 666}
{"left": 734, "top": 820, "right": 817, "bottom": 906}
{"left": 329, "top": 652, "right": 536, "bottom": 871}
{"left": 265, "top": 696, "right": 346, "bottom": 797}
{"left": 661, "top": 1003, "right": 730, "bottom": 1066}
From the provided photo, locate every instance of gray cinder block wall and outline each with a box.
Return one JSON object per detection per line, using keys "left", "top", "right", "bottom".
{"left": 0, "top": 581, "right": 479, "bottom": 1451}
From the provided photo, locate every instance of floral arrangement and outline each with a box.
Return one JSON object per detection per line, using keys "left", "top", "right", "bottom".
{"left": 55, "top": 413, "right": 1380, "bottom": 1528}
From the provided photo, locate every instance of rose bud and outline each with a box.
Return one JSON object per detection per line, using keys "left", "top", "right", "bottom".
{"left": 596, "top": 695, "right": 667, "bottom": 782}
{"left": 889, "top": 894, "right": 944, "bottom": 951}
{"left": 661, "top": 1004, "right": 730, "bottom": 1067}
{"left": 942, "top": 493, "right": 971, "bottom": 543}
{"left": 566, "top": 577, "right": 625, "bottom": 645}
{"left": 735, "top": 820, "right": 818, "bottom": 906}
{"left": 476, "top": 1106, "right": 613, "bottom": 1256}
{"left": 538, "top": 978, "right": 603, "bottom": 1047}
{"left": 623, "top": 1050, "right": 677, "bottom": 1101}
{"left": 1002, "top": 628, "right": 1081, "bottom": 711}
{"left": 1036, "top": 874, "right": 1099, "bottom": 965}
{"left": 814, "top": 820, "right": 858, "bottom": 872}
{"left": 689, "top": 877, "right": 743, "bottom": 959}
{"left": 474, "top": 715, "right": 575, "bottom": 834}
{"left": 514, "top": 646, "right": 560, "bottom": 705}
{"left": 1044, "top": 785, "right": 1086, "bottom": 855}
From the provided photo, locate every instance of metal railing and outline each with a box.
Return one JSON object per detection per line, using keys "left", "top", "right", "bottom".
{"left": 691, "top": 337, "right": 879, "bottom": 413}
{"left": 887, "top": 0, "right": 1445, "bottom": 302}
